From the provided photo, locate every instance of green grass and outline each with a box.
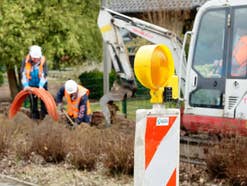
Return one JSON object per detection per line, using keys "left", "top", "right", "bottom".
{"left": 90, "top": 98, "right": 153, "bottom": 120}
{"left": 90, "top": 98, "right": 179, "bottom": 120}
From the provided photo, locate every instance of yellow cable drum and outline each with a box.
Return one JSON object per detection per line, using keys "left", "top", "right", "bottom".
{"left": 134, "top": 44, "right": 175, "bottom": 103}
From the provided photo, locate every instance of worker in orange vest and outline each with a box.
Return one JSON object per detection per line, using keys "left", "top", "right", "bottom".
{"left": 56, "top": 80, "right": 92, "bottom": 125}
{"left": 20, "top": 45, "right": 48, "bottom": 119}
{"left": 232, "top": 34, "right": 247, "bottom": 77}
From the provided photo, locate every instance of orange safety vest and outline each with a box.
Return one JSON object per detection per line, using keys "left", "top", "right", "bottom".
{"left": 25, "top": 55, "right": 46, "bottom": 79}
{"left": 233, "top": 36, "right": 247, "bottom": 67}
{"left": 65, "top": 85, "right": 91, "bottom": 118}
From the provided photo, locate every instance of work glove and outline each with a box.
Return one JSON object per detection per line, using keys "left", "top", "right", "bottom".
{"left": 57, "top": 103, "right": 64, "bottom": 112}
{"left": 24, "top": 86, "right": 31, "bottom": 91}
{"left": 75, "top": 118, "right": 81, "bottom": 125}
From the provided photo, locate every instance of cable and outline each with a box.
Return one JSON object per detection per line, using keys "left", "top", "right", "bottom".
{"left": 8, "top": 88, "right": 58, "bottom": 121}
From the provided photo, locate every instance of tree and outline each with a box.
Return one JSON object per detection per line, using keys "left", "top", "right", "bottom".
{"left": 0, "top": 0, "right": 102, "bottom": 98}
{"left": 0, "top": 70, "right": 3, "bottom": 86}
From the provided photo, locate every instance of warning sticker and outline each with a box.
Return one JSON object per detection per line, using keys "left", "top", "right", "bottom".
{"left": 156, "top": 117, "right": 169, "bottom": 126}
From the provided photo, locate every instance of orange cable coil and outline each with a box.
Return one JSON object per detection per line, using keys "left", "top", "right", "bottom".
{"left": 8, "top": 88, "right": 58, "bottom": 121}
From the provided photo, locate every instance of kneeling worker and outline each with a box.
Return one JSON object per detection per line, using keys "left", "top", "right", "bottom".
{"left": 56, "top": 80, "right": 91, "bottom": 125}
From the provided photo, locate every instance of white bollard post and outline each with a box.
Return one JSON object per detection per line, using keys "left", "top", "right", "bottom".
{"left": 134, "top": 106, "right": 180, "bottom": 186}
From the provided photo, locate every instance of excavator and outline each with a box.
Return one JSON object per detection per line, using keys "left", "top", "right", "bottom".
{"left": 97, "top": 0, "right": 247, "bottom": 135}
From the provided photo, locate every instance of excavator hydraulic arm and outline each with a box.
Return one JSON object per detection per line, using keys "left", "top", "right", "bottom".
{"left": 97, "top": 7, "right": 187, "bottom": 126}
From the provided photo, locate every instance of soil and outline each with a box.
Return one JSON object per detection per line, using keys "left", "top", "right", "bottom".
{"left": 0, "top": 157, "right": 213, "bottom": 186}
{"left": 0, "top": 83, "right": 11, "bottom": 102}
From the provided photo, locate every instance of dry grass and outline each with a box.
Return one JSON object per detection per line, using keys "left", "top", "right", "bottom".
{"left": 30, "top": 120, "right": 69, "bottom": 163}
{"left": 102, "top": 129, "right": 134, "bottom": 175}
{"left": 10, "top": 114, "right": 36, "bottom": 160}
{"left": 0, "top": 113, "right": 32, "bottom": 155}
{"left": 206, "top": 136, "right": 247, "bottom": 185}
{"left": 67, "top": 125, "right": 102, "bottom": 171}
{"left": 1, "top": 113, "right": 135, "bottom": 176}
{"left": 0, "top": 122, "right": 12, "bottom": 154}
{"left": 2, "top": 111, "right": 247, "bottom": 185}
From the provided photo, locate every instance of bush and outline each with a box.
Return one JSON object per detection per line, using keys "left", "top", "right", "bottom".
{"left": 13, "top": 121, "right": 34, "bottom": 160}
{"left": 134, "top": 76, "right": 149, "bottom": 99}
{"left": 78, "top": 70, "right": 116, "bottom": 100}
{"left": 30, "top": 121, "right": 69, "bottom": 163}
{"left": 15, "top": 139, "right": 32, "bottom": 160}
{"left": 102, "top": 129, "right": 134, "bottom": 175}
{"left": 0, "top": 112, "right": 136, "bottom": 176}
{"left": 206, "top": 136, "right": 247, "bottom": 184}
{"left": 67, "top": 126, "right": 102, "bottom": 171}
{"left": 79, "top": 69, "right": 150, "bottom": 100}
{"left": 0, "top": 122, "right": 13, "bottom": 155}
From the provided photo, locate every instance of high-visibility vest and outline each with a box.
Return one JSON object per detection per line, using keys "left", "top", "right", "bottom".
{"left": 24, "top": 55, "right": 46, "bottom": 80}
{"left": 233, "top": 36, "right": 247, "bottom": 66}
{"left": 65, "top": 85, "right": 91, "bottom": 118}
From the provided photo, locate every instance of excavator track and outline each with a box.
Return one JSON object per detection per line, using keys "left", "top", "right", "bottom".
{"left": 179, "top": 134, "right": 219, "bottom": 166}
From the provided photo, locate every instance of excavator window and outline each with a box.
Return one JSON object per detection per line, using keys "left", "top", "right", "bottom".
{"left": 190, "top": 9, "right": 226, "bottom": 109}
{"left": 190, "top": 89, "right": 222, "bottom": 108}
{"left": 193, "top": 9, "right": 226, "bottom": 78}
{"left": 229, "top": 7, "right": 247, "bottom": 78}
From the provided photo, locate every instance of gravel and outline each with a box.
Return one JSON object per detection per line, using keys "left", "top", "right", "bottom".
{"left": 0, "top": 155, "right": 228, "bottom": 186}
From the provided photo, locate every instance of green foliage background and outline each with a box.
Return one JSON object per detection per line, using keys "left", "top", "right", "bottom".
{"left": 0, "top": 0, "right": 102, "bottom": 70}
{"left": 78, "top": 69, "right": 150, "bottom": 100}
{"left": 79, "top": 70, "right": 117, "bottom": 100}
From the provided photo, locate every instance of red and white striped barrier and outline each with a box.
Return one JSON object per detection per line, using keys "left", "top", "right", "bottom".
{"left": 134, "top": 108, "right": 180, "bottom": 186}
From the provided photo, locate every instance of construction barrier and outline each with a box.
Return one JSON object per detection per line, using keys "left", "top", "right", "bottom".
{"left": 8, "top": 88, "right": 58, "bottom": 121}
{"left": 134, "top": 108, "right": 180, "bottom": 186}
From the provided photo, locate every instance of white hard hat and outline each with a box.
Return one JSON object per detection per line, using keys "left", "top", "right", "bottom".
{"left": 29, "top": 45, "right": 42, "bottom": 58}
{"left": 65, "top": 80, "right": 78, "bottom": 94}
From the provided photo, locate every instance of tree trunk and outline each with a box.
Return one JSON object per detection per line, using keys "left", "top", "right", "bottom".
{"left": 7, "top": 67, "right": 19, "bottom": 99}
{"left": 52, "top": 55, "right": 60, "bottom": 70}
{"left": 17, "top": 66, "right": 22, "bottom": 87}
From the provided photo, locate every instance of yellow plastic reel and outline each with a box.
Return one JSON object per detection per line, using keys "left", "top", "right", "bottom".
{"left": 134, "top": 44, "right": 175, "bottom": 103}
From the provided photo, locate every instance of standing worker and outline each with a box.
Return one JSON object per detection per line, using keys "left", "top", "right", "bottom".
{"left": 56, "top": 80, "right": 91, "bottom": 125}
{"left": 20, "top": 45, "right": 48, "bottom": 119}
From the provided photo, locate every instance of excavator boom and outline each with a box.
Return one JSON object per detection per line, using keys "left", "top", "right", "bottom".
{"left": 97, "top": 7, "right": 186, "bottom": 126}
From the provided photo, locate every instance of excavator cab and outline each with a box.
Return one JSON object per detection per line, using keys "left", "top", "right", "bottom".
{"left": 183, "top": 1, "right": 247, "bottom": 134}
{"left": 185, "top": 1, "right": 247, "bottom": 119}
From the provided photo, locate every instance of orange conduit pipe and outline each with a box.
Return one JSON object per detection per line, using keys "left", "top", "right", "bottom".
{"left": 8, "top": 88, "right": 58, "bottom": 121}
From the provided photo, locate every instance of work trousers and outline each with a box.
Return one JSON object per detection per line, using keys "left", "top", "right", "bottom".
{"left": 29, "top": 83, "right": 48, "bottom": 119}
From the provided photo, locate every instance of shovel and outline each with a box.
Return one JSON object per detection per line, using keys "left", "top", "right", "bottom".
{"left": 62, "top": 110, "right": 77, "bottom": 128}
